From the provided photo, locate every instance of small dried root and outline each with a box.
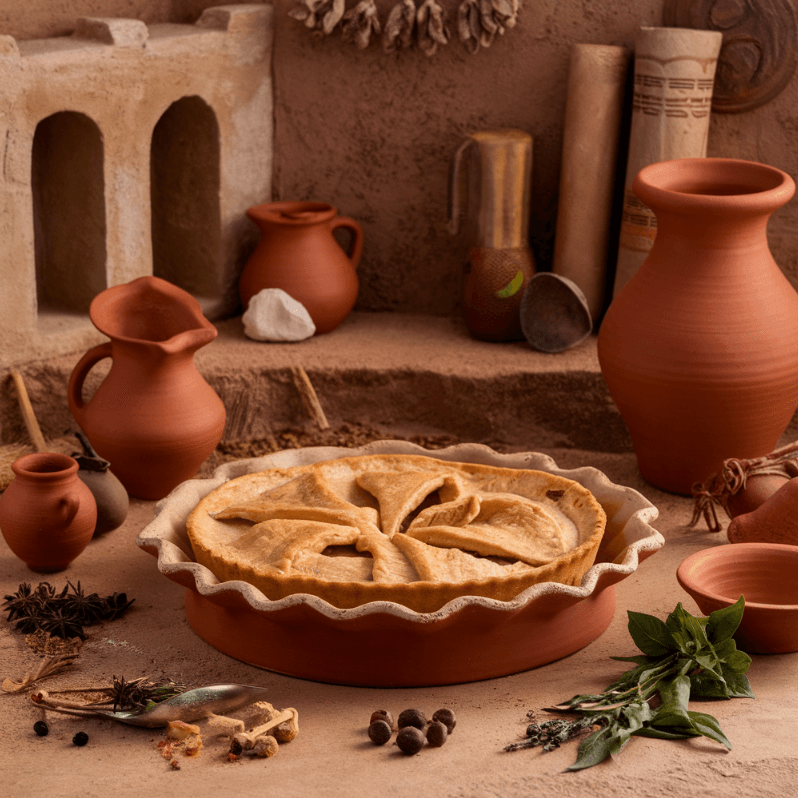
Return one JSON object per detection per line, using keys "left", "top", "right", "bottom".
{"left": 226, "top": 704, "right": 299, "bottom": 761}
{"left": 2, "top": 651, "right": 80, "bottom": 694}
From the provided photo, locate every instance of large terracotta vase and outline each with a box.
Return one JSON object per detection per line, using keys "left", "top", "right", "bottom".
{"left": 68, "top": 276, "right": 226, "bottom": 501}
{"left": 598, "top": 157, "right": 798, "bottom": 495}
{"left": 239, "top": 201, "right": 363, "bottom": 334}
{"left": 0, "top": 453, "right": 96, "bottom": 572}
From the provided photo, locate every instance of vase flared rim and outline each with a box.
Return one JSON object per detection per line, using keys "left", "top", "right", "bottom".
{"left": 633, "top": 158, "right": 795, "bottom": 214}
{"left": 247, "top": 201, "right": 337, "bottom": 226}
{"left": 11, "top": 452, "right": 79, "bottom": 480}
{"left": 89, "top": 276, "right": 217, "bottom": 353}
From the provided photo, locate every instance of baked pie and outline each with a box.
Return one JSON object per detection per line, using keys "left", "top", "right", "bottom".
{"left": 186, "top": 454, "right": 607, "bottom": 612}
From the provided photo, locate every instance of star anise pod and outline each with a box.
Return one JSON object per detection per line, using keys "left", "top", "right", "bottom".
{"left": 60, "top": 581, "right": 107, "bottom": 626}
{"left": 38, "top": 609, "right": 86, "bottom": 641}
{"left": 100, "top": 592, "right": 135, "bottom": 621}
{"left": 3, "top": 583, "right": 39, "bottom": 623}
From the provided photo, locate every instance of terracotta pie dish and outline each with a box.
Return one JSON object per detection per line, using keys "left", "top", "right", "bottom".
{"left": 138, "top": 441, "right": 664, "bottom": 686}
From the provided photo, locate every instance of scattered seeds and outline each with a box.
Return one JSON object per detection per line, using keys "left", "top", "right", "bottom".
{"left": 370, "top": 709, "right": 395, "bottom": 730}
{"left": 432, "top": 708, "right": 456, "bottom": 734}
{"left": 396, "top": 726, "right": 426, "bottom": 755}
{"left": 426, "top": 720, "right": 448, "bottom": 747}
{"left": 368, "top": 719, "right": 393, "bottom": 745}
{"left": 72, "top": 731, "right": 89, "bottom": 747}
{"left": 33, "top": 720, "right": 49, "bottom": 737}
{"left": 397, "top": 708, "right": 427, "bottom": 730}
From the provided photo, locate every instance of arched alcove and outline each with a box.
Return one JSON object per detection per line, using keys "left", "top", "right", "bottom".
{"left": 150, "top": 96, "right": 221, "bottom": 300}
{"left": 31, "top": 111, "right": 107, "bottom": 319}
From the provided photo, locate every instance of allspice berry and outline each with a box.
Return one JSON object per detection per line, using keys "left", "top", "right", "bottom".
{"left": 432, "top": 708, "right": 457, "bottom": 734}
{"left": 370, "top": 709, "right": 395, "bottom": 730}
{"left": 397, "top": 708, "right": 427, "bottom": 730}
{"left": 396, "top": 726, "right": 425, "bottom": 755}
{"left": 426, "top": 720, "right": 448, "bottom": 747}
{"left": 368, "top": 719, "right": 393, "bottom": 746}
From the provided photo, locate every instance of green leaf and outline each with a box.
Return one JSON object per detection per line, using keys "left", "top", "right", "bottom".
{"left": 706, "top": 596, "right": 745, "bottom": 644}
{"left": 721, "top": 669, "right": 755, "bottom": 699}
{"left": 666, "top": 604, "right": 711, "bottom": 655}
{"left": 610, "top": 655, "right": 652, "bottom": 665}
{"left": 627, "top": 611, "right": 678, "bottom": 656}
{"left": 651, "top": 675, "right": 693, "bottom": 729}
{"left": 723, "top": 650, "right": 752, "bottom": 675}
{"left": 687, "top": 710, "right": 732, "bottom": 749}
{"left": 689, "top": 670, "right": 731, "bottom": 699}
{"left": 634, "top": 726, "right": 698, "bottom": 741}
{"left": 567, "top": 726, "right": 615, "bottom": 771}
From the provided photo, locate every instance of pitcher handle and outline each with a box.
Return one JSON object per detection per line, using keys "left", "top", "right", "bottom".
{"left": 330, "top": 216, "right": 364, "bottom": 269}
{"left": 68, "top": 342, "right": 113, "bottom": 424}
{"left": 59, "top": 492, "right": 81, "bottom": 526}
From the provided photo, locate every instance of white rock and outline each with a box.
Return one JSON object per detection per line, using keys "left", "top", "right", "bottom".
{"left": 242, "top": 288, "right": 316, "bottom": 342}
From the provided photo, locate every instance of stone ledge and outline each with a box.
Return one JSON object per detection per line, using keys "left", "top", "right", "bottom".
{"left": 1, "top": 312, "right": 632, "bottom": 456}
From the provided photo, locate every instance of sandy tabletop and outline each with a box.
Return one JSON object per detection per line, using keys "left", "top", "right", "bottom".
{"left": 1, "top": 446, "right": 797, "bottom": 798}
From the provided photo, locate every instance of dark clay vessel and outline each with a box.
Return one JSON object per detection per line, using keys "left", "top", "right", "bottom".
{"left": 0, "top": 453, "right": 97, "bottom": 572}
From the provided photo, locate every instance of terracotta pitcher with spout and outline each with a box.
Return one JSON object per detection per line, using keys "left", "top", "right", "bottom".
{"left": 239, "top": 201, "right": 363, "bottom": 334}
{"left": 68, "top": 276, "right": 226, "bottom": 500}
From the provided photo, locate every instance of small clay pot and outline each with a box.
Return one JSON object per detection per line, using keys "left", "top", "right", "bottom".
{"left": 727, "top": 477, "right": 798, "bottom": 544}
{"left": 677, "top": 542, "right": 798, "bottom": 653}
{"left": 0, "top": 453, "right": 97, "bottom": 572}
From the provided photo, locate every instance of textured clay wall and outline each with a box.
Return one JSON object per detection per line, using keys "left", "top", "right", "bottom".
{"left": 5, "top": 0, "right": 798, "bottom": 317}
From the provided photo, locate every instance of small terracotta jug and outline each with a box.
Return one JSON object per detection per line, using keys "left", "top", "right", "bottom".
{"left": 0, "top": 453, "right": 97, "bottom": 572}
{"left": 727, "top": 477, "right": 798, "bottom": 544}
{"left": 68, "top": 276, "right": 226, "bottom": 501}
{"left": 598, "top": 158, "right": 798, "bottom": 495}
{"left": 239, "top": 201, "right": 363, "bottom": 334}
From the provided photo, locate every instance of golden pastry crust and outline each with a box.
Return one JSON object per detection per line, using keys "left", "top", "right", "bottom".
{"left": 186, "top": 454, "right": 607, "bottom": 612}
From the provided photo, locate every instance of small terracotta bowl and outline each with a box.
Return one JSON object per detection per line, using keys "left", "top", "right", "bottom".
{"left": 677, "top": 542, "right": 798, "bottom": 654}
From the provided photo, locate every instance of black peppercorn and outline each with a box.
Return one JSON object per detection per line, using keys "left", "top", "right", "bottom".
{"left": 33, "top": 720, "right": 49, "bottom": 737}
{"left": 397, "top": 708, "right": 427, "bottom": 730}
{"left": 370, "top": 709, "right": 395, "bottom": 730}
{"left": 368, "top": 719, "right": 393, "bottom": 745}
{"left": 396, "top": 726, "right": 425, "bottom": 755}
{"left": 432, "top": 708, "right": 456, "bottom": 733}
{"left": 426, "top": 720, "right": 448, "bottom": 747}
{"left": 72, "top": 731, "right": 89, "bottom": 747}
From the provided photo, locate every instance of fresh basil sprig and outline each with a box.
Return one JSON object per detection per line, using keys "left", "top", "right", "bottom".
{"left": 505, "top": 597, "right": 754, "bottom": 770}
